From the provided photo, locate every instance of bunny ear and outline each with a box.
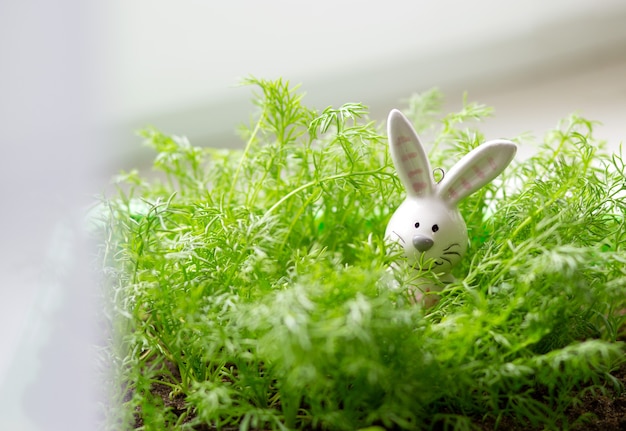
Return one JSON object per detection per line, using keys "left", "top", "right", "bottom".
{"left": 388, "top": 109, "right": 434, "bottom": 197}
{"left": 436, "top": 140, "right": 516, "bottom": 206}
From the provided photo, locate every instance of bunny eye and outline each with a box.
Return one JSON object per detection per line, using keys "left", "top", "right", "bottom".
{"left": 414, "top": 222, "right": 420, "bottom": 228}
{"left": 432, "top": 224, "right": 439, "bottom": 232}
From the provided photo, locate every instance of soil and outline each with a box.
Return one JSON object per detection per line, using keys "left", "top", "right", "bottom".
{"left": 134, "top": 361, "right": 626, "bottom": 430}
{"left": 475, "top": 362, "right": 626, "bottom": 431}
{"left": 567, "top": 369, "right": 626, "bottom": 431}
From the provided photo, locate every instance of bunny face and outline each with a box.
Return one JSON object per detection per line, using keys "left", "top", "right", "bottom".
{"left": 385, "top": 197, "right": 468, "bottom": 273}
{"left": 385, "top": 109, "right": 516, "bottom": 276}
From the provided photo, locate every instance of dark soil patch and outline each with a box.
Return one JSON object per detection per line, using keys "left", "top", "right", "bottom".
{"left": 472, "top": 363, "right": 626, "bottom": 431}
{"left": 134, "top": 361, "right": 625, "bottom": 430}
{"left": 567, "top": 364, "right": 626, "bottom": 431}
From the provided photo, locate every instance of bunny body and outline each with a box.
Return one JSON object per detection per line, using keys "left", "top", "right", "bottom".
{"left": 385, "top": 109, "right": 516, "bottom": 306}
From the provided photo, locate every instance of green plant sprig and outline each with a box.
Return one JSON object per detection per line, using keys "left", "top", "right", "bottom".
{"left": 97, "top": 79, "right": 625, "bottom": 431}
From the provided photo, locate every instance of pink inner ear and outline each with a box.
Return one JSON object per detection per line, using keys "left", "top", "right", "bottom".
{"left": 396, "top": 135, "right": 430, "bottom": 195}
{"left": 407, "top": 168, "right": 424, "bottom": 177}
{"left": 412, "top": 182, "right": 427, "bottom": 193}
{"left": 401, "top": 151, "right": 418, "bottom": 161}
{"left": 443, "top": 151, "right": 508, "bottom": 203}
{"left": 396, "top": 136, "right": 411, "bottom": 145}
{"left": 473, "top": 165, "right": 485, "bottom": 179}
{"left": 388, "top": 109, "right": 436, "bottom": 197}
{"left": 466, "top": 155, "right": 499, "bottom": 189}
{"left": 408, "top": 167, "right": 426, "bottom": 193}
{"left": 436, "top": 139, "right": 516, "bottom": 205}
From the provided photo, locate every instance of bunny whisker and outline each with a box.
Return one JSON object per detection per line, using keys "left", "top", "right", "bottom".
{"left": 392, "top": 231, "right": 405, "bottom": 243}
{"left": 443, "top": 243, "right": 461, "bottom": 251}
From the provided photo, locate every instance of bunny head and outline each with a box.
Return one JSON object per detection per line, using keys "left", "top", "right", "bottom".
{"left": 385, "top": 109, "right": 516, "bottom": 275}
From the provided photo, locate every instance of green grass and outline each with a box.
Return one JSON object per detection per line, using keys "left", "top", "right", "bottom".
{"left": 97, "top": 78, "right": 626, "bottom": 430}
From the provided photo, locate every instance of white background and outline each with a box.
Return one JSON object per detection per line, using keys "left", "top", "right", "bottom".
{"left": 102, "top": 0, "right": 626, "bottom": 166}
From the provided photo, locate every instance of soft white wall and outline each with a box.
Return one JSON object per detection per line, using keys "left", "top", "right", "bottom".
{"left": 103, "top": 0, "right": 626, "bottom": 168}
{"left": 448, "top": 60, "right": 626, "bottom": 159}
{"left": 104, "top": 0, "right": 623, "bottom": 121}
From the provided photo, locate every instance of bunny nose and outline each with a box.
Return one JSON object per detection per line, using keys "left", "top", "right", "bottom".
{"left": 412, "top": 235, "right": 434, "bottom": 252}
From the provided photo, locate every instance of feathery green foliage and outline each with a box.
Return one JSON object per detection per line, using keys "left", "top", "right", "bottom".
{"left": 97, "top": 78, "right": 625, "bottom": 430}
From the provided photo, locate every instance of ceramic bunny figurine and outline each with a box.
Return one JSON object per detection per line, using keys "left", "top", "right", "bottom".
{"left": 385, "top": 109, "right": 516, "bottom": 307}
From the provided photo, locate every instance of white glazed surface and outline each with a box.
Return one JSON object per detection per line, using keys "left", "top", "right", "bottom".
{"left": 385, "top": 197, "right": 467, "bottom": 274}
{"left": 385, "top": 109, "right": 516, "bottom": 305}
